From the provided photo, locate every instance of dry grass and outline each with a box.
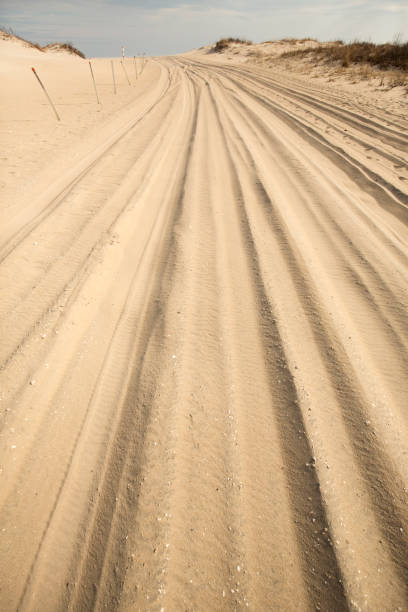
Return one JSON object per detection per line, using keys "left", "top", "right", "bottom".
{"left": 263, "top": 37, "right": 318, "bottom": 44}
{"left": 247, "top": 48, "right": 263, "bottom": 58}
{"left": 43, "top": 42, "right": 85, "bottom": 58}
{"left": 282, "top": 37, "right": 318, "bottom": 44}
{"left": 279, "top": 39, "right": 408, "bottom": 91}
{"left": 281, "top": 40, "right": 408, "bottom": 71}
{"left": 0, "top": 26, "right": 44, "bottom": 51}
{"left": 0, "top": 27, "right": 85, "bottom": 58}
{"left": 212, "top": 37, "right": 252, "bottom": 53}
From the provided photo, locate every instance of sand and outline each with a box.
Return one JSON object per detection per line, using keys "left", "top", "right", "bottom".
{"left": 1, "top": 35, "right": 408, "bottom": 611}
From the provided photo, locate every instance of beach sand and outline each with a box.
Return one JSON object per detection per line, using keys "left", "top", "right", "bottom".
{"left": 1, "top": 34, "right": 408, "bottom": 611}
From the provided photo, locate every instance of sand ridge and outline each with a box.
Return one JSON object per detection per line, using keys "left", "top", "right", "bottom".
{"left": 0, "top": 36, "right": 408, "bottom": 611}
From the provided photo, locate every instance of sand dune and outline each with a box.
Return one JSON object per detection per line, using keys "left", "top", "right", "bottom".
{"left": 1, "top": 37, "right": 408, "bottom": 611}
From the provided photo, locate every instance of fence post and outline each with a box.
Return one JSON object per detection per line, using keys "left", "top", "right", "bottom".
{"left": 31, "top": 67, "right": 61, "bottom": 121}
{"left": 133, "top": 56, "right": 138, "bottom": 82}
{"left": 111, "top": 60, "right": 116, "bottom": 94}
{"left": 121, "top": 60, "right": 131, "bottom": 86}
{"left": 88, "top": 61, "right": 100, "bottom": 104}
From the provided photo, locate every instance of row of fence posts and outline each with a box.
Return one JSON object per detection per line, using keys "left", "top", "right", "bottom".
{"left": 31, "top": 52, "right": 148, "bottom": 121}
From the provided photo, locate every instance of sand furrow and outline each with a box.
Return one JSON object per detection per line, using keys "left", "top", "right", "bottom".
{"left": 182, "top": 58, "right": 408, "bottom": 207}
{"left": 213, "top": 75, "right": 408, "bottom": 413}
{"left": 117, "top": 74, "right": 250, "bottom": 611}
{"left": 0, "top": 81, "right": 181, "bottom": 360}
{"left": 211, "top": 72, "right": 408, "bottom": 607}
{"left": 208, "top": 61, "right": 408, "bottom": 142}
{"left": 216, "top": 72, "right": 408, "bottom": 210}
{"left": 0, "top": 67, "right": 194, "bottom": 610}
{"left": 0, "top": 62, "right": 173, "bottom": 256}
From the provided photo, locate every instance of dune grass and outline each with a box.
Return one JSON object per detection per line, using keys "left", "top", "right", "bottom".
{"left": 280, "top": 37, "right": 318, "bottom": 44}
{"left": 42, "top": 42, "right": 85, "bottom": 58}
{"left": 213, "top": 37, "right": 252, "bottom": 53}
{"left": 281, "top": 40, "right": 408, "bottom": 71}
{"left": 0, "top": 27, "right": 85, "bottom": 58}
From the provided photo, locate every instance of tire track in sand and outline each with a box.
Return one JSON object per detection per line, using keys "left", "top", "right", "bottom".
{"left": 210, "top": 71, "right": 408, "bottom": 608}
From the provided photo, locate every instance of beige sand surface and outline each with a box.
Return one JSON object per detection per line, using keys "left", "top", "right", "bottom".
{"left": 192, "top": 40, "right": 408, "bottom": 115}
{"left": 1, "top": 35, "right": 408, "bottom": 611}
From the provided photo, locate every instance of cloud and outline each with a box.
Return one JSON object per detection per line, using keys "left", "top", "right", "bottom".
{"left": 145, "top": 4, "right": 247, "bottom": 20}
{"left": 381, "top": 2, "right": 408, "bottom": 12}
{"left": 1, "top": 0, "right": 406, "bottom": 56}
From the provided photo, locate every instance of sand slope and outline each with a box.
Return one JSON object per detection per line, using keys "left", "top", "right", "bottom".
{"left": 1, "top": 39, "right": 408, "bottom": 611}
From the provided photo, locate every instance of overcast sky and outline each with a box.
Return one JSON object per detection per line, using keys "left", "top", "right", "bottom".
{"left": 1, "top": 0, "right": 407, "bottom": 57}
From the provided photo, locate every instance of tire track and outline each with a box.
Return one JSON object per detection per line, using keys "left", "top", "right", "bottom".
{"left": 0, "top": 65, "right": 195, "bottom": 611}
{"left": 211, "top": 72, "right": 408, "bottom": 608}
{"left": 207, "top": 83, "right": 348, "bottom": 611}
{"left": 0, "top": 62, "right": 174, "bottom": 262}
{"left": 0, "top": 67, "right": 185, "bottom": 377}
{"left": 180, "top": 58, "right": 408, "bottom": 213}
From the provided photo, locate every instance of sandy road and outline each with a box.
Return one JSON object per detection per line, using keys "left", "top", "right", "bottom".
{"left": 1, "top": 55, "right": 408, "bottom": 611}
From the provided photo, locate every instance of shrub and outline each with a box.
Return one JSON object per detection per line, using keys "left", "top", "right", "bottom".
{"left": 43, "top": 41, "right": 85, "bottom": 58}
{"left": 213, "top": 37, "right": 252, "bottom": 53}
{"left": 280, "top": 40, "right": 408, "bottom": 71}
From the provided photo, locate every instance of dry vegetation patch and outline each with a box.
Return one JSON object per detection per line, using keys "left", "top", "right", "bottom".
{"left": 204, "top": 35, "right": 408, "bottom": 93}
{"left": 0, "top": 27, "right": 85, "bottom": 58}
{"left": 212, "top": 37, "right": 252, "bottom": 53}
{"left": 230, "top": 37, "right": 408, "bottom": 91}
{"left": 278, "top": 40, "right": 408, "bottom": 89}
{"left": 281, "top": 40, "right": 408, "bottom": 71}
{"left": 42, "top": 42, "right": 85, "bottom": 58}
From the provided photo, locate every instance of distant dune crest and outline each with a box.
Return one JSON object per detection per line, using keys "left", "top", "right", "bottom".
{"left": 0, "top": 27, "right": 85, "bottom": 58}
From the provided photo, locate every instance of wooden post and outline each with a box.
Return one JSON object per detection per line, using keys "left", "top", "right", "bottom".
{"left": 31, "top": 67, "right": 60, "bottom": 121}
{"left": 122, "top": 46, "right": 125, "bottom": 61}
{"left": 133, "top": 56, "right": 138, "bottom": 82}
{"left": 121, "top": 60, "right": 131, "bottom": 86}
{"left": 111, "top": 60, "right": 116, "bottom": 94}
{"left": 88, "top": 61, "right": 100, "bottom": 104}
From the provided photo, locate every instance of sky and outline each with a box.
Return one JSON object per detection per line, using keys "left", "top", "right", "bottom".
{"left": 1, "top": 0, "right": 407, "bottom": 58}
